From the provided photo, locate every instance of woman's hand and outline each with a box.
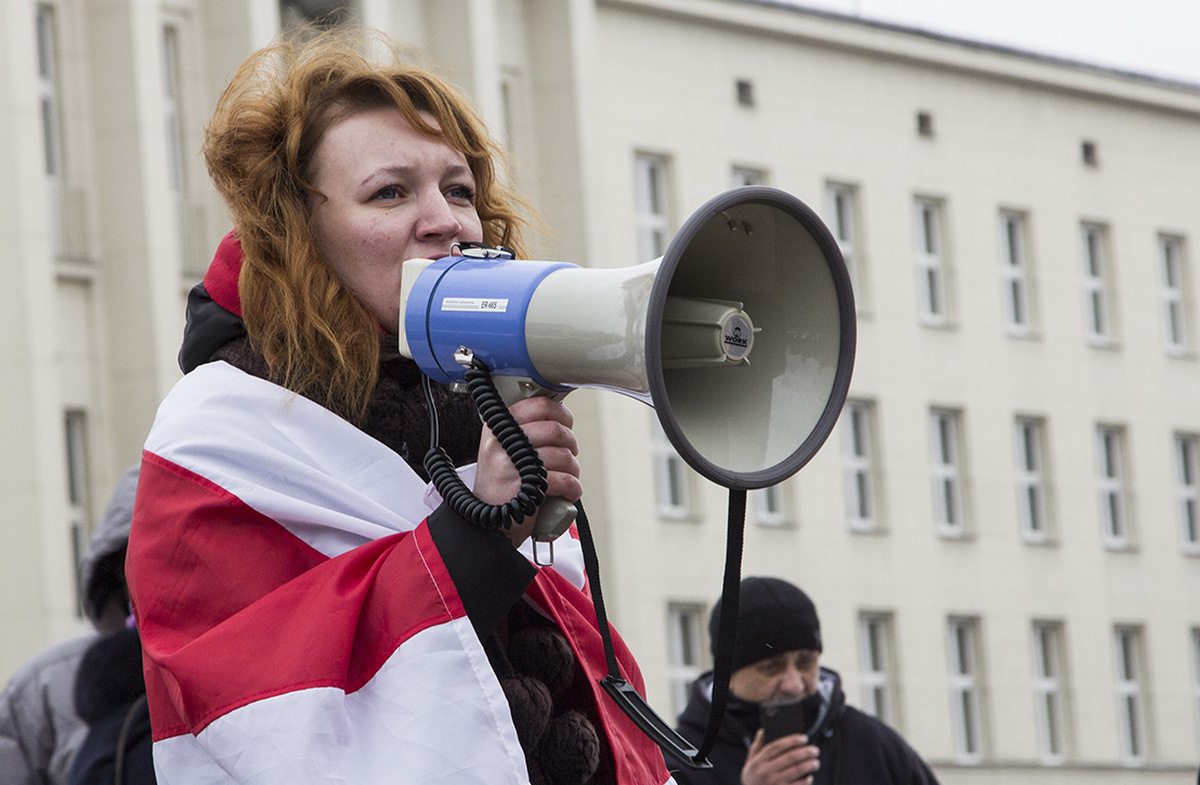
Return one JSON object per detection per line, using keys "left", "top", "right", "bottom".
{"left": 473, "top": 396, "right": 582, "bottom": 548}
{"left": 741, "top": 730, "right": 820, "bottom": 785}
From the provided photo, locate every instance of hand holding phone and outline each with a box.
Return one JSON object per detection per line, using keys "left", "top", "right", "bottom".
{"left": 759, "top": 695, "right": 820, "bottom": 744}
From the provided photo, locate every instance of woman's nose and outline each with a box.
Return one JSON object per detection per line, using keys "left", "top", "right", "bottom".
{"left": 416, "top": 193, "right": 461, "bottom": 239}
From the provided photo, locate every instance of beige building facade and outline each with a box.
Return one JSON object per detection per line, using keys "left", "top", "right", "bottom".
{"left": 2, "top": 0, "right": 1197, "bottom": 782}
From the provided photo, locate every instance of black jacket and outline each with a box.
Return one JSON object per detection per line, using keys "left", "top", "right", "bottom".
{"left": 672, "top": 668, "right": 939, "bottom": 785}
{"left": 69, "top": 626, "right": 155, "bottom": 785}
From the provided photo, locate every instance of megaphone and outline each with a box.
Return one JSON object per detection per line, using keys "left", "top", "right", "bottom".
{"left": 399, "top": 185, "right": 856, "bottom": 492}
{"left": 399, "top": 186, "right": 855, "bottom": 769}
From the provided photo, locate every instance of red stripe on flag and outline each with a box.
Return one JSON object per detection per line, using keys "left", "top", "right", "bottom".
{"left": 128, "top": 452, "right": 465, "bottom": 739}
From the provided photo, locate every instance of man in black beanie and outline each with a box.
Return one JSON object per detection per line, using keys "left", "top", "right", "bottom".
{"left": 672, "top": 577, "right": 938, "bottom": 785}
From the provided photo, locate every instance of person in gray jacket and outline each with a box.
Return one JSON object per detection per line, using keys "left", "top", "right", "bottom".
{"left": 0, "top": 467, "right": 139, "bottom": 785}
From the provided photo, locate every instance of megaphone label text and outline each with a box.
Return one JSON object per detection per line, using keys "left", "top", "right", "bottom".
{"left": 722, "top": 314, "right": 754, "bottom": 359}
{"left": 440, "top": 297, "right": 510, "bottom": 313}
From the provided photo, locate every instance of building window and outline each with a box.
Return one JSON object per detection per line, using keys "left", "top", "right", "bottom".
{"left": 161, "top": 24, "right": 189, "bottom": 259}
{"left": 1015, "top": 417, "right": 1051, "bottom": 543}
{"left": 1082, "top": 223, "right": 1114, "bottom": 346}
{"left": 916, "top": 110, "right": 934, "bottom": 138}
{"left": 827, "top": 183, "right": 863, "bottom": 305}
{"left": 64, "top": 409, "right": 91, "bottom": 524}
{"left": 1032, "top": 621, "right": 1068, "bottom": 763}
{"left": 735, "top": 78, "right": 755, "bottom": 108}
{"left": 914, "top": 198, "right": 949, "bottom": 326}
{"left": 1191, "top": 628, "right": 1200, "bottom": 752}
{"left": 1000, "top": 211, "right": 1033, "bottom": 334}
{"left": 1176, "top": 433, "right": 1200, "bottom": 554}
{"left": 1096, "top": 425, "right": 1131, "bottom": 548}
{"left": 1160, "top": 234, "right": 1190, "bottom": 354}
{"left": 752, "top": 486, "right": 788, "bottom": 527}
{"left": 64, "top": 409, "right": 91, "bottom": 615}
{"left": 653, "top": 422, "right": 691, "bottom": 519}
{"left": 162, "top": 26, "right": 186, "bottom": 201}
{"left": 947, "top": 618, "right": 984, "bottom": 762}
{"left": 930, "top": 409, "right": 966, "bottom": 537}
{"left": 635, "top": 154, "right": 670, "bottom": 263}
{"left": 842, "top": 400, "right": 880, "bottom": 532}
{"left": 730, "top": 166, "right": 765, "bottom": 188}
{"left": 36, "top": 3, "right": 64, "bottom": 255}
{"left": 858, "top": 613, "right": 896, "bottom": 725}
{"left": 1114, "top": 627, "right": 1147, "bottom": 764}
{"left": 667, "top": 603, "right": 707, "bottom": 717}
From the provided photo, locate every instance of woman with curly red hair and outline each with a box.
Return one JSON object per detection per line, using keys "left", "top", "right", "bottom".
{"left": 126, "top": 29, "right": 669, "bottom": 785}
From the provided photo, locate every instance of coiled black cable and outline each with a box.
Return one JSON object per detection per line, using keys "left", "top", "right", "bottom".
{"left": 423, "top": 358, "right": 548, "bottom": 531}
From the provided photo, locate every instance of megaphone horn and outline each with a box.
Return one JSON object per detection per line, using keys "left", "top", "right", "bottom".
{"left": 398, "top": 185, "right": 856, "bottom": 492}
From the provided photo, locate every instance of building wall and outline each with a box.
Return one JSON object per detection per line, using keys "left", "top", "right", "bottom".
{"left": 582, "top": 2, "right": 1200, "bottom": 781}
{"left": 1, "top": 0, "right": 1197, "bottom": 781}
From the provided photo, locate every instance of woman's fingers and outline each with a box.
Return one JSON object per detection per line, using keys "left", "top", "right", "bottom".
{"left": 474, "top": 397, "right": 582, "bottom": 508}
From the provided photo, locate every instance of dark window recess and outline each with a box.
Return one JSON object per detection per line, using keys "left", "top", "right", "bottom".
{"left": 917, "top": 111, "right": 934, "bottom": 138}
{"left": 736, "top": 79, "right": 755, "bottom": 107}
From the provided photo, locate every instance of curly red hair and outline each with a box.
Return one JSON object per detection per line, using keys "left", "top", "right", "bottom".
{"left": 203, "top": 28, "right": 528, "bottom": 421}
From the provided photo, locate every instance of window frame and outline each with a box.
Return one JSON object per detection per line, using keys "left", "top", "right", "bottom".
{"left": 1000, "top": 210, "right": 1034, "bottom": 335}
{"left": 858, "top": 612, "right": 897, "bottom": 725}
{"left": 915, "top": 198, "right": 950, "bottom": 326}
{"left": 827, "top": 182, "right": 863, "bottom": 307}
{"left": 666, "top": 603, "right": 708, "bottom": 718}
{"left": 64, "top": 408, "right": 91, "bottom": 618}
{"left": 947, "top": 617, "right": 985, "bottom": 762}
{"left": 162, "top": 23, "right": 187, "bottom": 201}
{"left": 1015, "top": 417, "right": 1052, "bottom": 543}
{"left": 843, "top": 400, "right": 880, "bottom": 532}
{"left": 1081, "top": 223, "right": 1115, "bottom": 346}
{"left": 1176, "top": 432, "right": 1200, "bottom": 554}
{"left": 1031, "top": 621, "right": 1068, "bottom": 764}
{"left": 36, "top": 3, "right": 65, "bottom": 256}
{"left": 751, "top": 485, "right": 789, "bottom": 528}
{"left": 930, "top": 408, "right": 967, "bottom": 538}
{"left": 634, "top": 153, "right": 671, "bottom": 263}
{"left": 1096, "top": 425, "right": 1132, "bottom": 548}
{"left": 1113, "top": 626, "right": 1148, "bottom": 765}
{"left": 1159, "top": 233, "right": 1191, "bottom": 355}
{"left": 730, "top": 166, "right": 766, "bottom": 188}
{"left": 653, "top": 420, "right": 692, "bottom": 520}
{"left": 1191, "top": 628, "right": 1200, "bottom": 753}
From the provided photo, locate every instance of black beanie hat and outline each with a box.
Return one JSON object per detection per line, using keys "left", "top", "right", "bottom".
{"left": 710, "top": 577, "right": 822, "bottom": 672}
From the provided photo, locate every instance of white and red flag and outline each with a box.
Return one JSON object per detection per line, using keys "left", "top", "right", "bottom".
{"left": 127, "top": 360, "right": 671, "bottom": 784}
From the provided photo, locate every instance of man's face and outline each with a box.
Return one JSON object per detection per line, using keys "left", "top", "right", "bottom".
{"left": 728, "top": 649, "right": 821, "bottom": 704}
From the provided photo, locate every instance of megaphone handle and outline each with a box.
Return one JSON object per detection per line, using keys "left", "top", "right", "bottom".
{"left": 491, "top": 376, "right": 578, "bottom": 545}
{"left": 423, "top": 362, "right": 548, "bottom": 533}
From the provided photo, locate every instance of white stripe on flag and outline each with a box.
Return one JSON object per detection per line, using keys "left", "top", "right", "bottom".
{"left": 152, "top": 618, "right": 529, "bottom": 785}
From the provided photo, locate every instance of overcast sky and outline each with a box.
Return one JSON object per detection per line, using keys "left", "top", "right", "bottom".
{"left": 780, "top": 0, "right": 1200, "bottom": 84}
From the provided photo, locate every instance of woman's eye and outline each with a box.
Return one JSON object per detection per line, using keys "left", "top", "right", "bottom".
{"left": 446, "top": 184, "right": 476, "bottom": 202}
{"left": 373, "top": 185, "right": 403, "bottom": 200}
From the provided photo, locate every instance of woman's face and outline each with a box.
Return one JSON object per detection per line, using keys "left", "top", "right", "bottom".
{"left": 309, "top": 107, "right": 484, "bottom": 333}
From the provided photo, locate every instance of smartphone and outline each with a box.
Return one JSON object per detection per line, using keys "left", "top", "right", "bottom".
{"left": 759, "top": 696, "right": 820, "bottom": 744}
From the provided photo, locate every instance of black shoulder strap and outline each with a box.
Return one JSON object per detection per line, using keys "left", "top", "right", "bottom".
{"left": 575, "top": 489, "right": 746, "bottom": 770}
{"left": 113, "top": 693, "right": 148, "bottom": 785}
